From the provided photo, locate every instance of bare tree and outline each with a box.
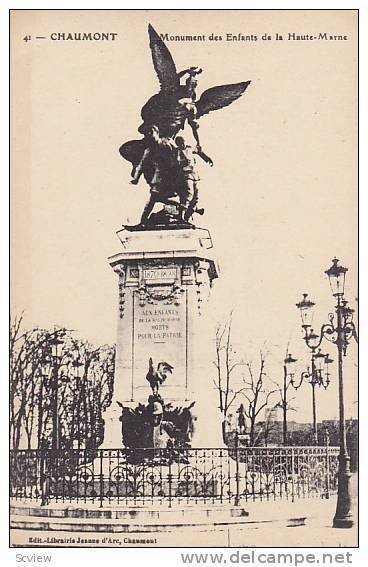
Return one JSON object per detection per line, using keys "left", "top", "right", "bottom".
{"left": 10, "top": 317, "right": 61, "bottom": 449}
{"left": 240, "top": 351, "right": 278, "bottom": 446}
{"left": 213, "top": 314, "right": 247, "bottom": 441}
{"left": 64, "top": 339, "right": 115, "bottom": 449}
{"left": 10, "top": 316, "right": 115, "bottom": 450}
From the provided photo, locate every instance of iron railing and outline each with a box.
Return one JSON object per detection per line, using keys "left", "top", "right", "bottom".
{"left": 10, "top": 446, "right": 339, "bottom": 507}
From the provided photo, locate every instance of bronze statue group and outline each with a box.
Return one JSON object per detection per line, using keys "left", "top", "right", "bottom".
{"left": 119, "top": 24, "right": 251, "bottom": 227}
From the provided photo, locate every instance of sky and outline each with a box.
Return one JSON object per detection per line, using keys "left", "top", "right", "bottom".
{"left": 10, "top": 10, "right": 358, "bottom": 421}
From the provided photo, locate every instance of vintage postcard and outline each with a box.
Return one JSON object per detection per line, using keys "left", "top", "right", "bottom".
{"left": 10, "top": 9, "right": 358, "bottom": 550}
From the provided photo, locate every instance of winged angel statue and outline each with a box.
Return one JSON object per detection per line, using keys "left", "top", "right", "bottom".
{"left": 119, "top": 24, "right": 251, "bottom": 227}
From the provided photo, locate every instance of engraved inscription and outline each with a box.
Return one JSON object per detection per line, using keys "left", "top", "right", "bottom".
{"left": 143, "top": 267, "right": 177, "bottom": 282}
{"left": 133, "top": 295, "right": 187, "bottom": 390}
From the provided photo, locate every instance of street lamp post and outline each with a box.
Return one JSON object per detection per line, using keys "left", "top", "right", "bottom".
{"left": 296, "top": 258, "right": 357, "bottom": 528}
{"left": 49, "top": 331, "right": 65, "bottom": 451}
{"left": 286, "top": 349, "right": 332, "bottom": 445}
{"left": 281, "top": 353, "right": 297, "bottom": 445}
{"left": 37, "top": 349, "right": 52, "bottom": 449}
{"left": 72, "top": 355, "right": 83, "bottom": 449}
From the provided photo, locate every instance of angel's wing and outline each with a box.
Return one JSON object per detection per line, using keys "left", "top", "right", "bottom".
{"left": 196, "top": 81, "right": 251, "bottom": 118}
{"left": 148, "top": 24, "right": 178, "bottom": 93}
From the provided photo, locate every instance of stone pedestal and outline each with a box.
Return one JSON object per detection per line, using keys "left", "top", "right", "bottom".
{"left": 103, "top": 226, "right": 223, "bottom": 448}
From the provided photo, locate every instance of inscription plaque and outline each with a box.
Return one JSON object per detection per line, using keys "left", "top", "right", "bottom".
{"left": 143, "top": 267, "right": 178, "bottom": 283}
{"left": 133, "top": 291, "right": 188, "bottom": 395}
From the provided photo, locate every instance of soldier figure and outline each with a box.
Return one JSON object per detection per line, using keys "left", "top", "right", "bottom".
{"left": 236, "top": 404, "right": 247, "bottom": 435}
{"left": 174, "top": 136, "right": 212, "bottom": 222}
{"left": 130, "top": 126, "right": 177, "bottom": 225}
{"left": 147, "top": 401, "right": 180, "bottom": 459}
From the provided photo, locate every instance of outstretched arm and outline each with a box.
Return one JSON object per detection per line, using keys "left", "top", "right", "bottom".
{"left": 177, "top": 67, "right": 202, "bottom": 80}
{"left": 194, "top": 147, "right": 214, "bottom": 167}
{"left": 190, "top": 121, "right": 213, "bottom": 166}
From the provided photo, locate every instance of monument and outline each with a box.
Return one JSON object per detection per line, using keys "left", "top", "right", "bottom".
{"left": 103, "top": 24, "right": 251, "bottom": 451}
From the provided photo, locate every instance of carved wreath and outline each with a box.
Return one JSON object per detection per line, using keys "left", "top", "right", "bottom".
{"left": 138, "top": 283, "right": 184, "bottom": 306}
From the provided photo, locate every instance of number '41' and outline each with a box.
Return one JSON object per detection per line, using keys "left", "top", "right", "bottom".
{"left": 23, "top": 35, "right": 31, "bottom": 42}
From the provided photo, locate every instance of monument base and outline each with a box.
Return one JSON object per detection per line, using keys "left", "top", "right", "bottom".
{"left": 108, "top": 225, "right": 222, "bottom": 449}
{"left": 102, "top": 404, "right": 123, "bottom": 448}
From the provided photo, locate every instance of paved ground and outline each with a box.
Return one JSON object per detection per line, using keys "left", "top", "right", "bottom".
{"left": 10, "top": 475, "right": 358, "bottom": 548}
{"left": 227, "top": 473, "right": 358, "bottom": 548}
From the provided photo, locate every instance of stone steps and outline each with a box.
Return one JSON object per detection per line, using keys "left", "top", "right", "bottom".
{"left": 10, "top": 497, "right": 335, "bottom": 533}
{"left": 10, "top": 513, "right": 307, "bottom": 533}
{"left": 11, "top": 502, "right": 249, "bottom": 522}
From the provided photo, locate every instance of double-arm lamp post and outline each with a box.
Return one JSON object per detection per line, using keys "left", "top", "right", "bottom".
{"left": 49, "top": 331, "right": 66, "bottom": 451}
{"left": 295, "top": 258, "right": 357, "bottom": 528}
{"left": 284, "top": 350, "right": 333, "bottom": 445}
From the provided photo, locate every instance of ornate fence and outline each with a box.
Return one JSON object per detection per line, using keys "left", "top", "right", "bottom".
{"left": 10, "top": 446, "right": 339, "bottom": 507}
